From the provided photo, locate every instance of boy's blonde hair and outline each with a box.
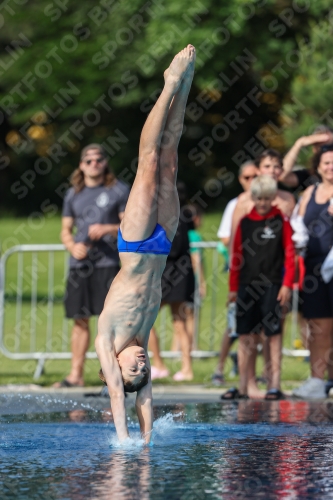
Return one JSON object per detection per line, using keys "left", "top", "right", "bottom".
{"left": 250, "top": 175, "right": 277, "bottom": 198}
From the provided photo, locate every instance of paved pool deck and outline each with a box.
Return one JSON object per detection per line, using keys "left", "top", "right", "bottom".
{"left": 0, "top": 384, "right": 227, "bottom": 415}
{"left": 0, "top": 384, "right": 311, "bottom": 416}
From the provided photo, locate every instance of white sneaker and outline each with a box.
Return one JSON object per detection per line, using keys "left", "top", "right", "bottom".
{"left": 292, "top": 377, "right": 326, "bottom": 399}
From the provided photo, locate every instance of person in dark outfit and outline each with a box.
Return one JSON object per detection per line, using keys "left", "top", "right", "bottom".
{"left": 149, "top": 182, "right": 195, "bottom": 381}
{"left": 161, "top": 182, "right": 195, "bottom": 304}
{"left": 292, "top": 145, "right": 333, "bottom": 399}
{"left": 54, "top": 144, "right": 129, "bottom": 387}
{"left": 224, "top": 176, "right": 295, "bottom": 400}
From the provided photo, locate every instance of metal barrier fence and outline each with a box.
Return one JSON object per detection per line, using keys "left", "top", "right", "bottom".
{"left": 0, "top": 243, "right": 225, "bottom": 378}
{"left": 0, "top": 243, "right": 305, "bottom": 379}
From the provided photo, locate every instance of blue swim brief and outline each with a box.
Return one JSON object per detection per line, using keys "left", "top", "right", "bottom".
{"left": 117, "top": 223, "right": 172, "bottom": 255}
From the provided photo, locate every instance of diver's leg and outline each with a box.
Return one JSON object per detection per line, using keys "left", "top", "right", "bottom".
{"left": 120, "top": 47, "right": 193, "bottom": 241}
{"left": 157, "top": 45, "right": 196, "bottom": 241}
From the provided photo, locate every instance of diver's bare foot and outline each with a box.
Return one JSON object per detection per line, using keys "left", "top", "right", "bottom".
{"left": 164, "top": 44, "right": 195, "bottom": 91}
{"left": 247, "top": 384, "right": 266, "bottom": 399}
{"left": 182, "top": 45, "right": 196, "bottom": 86}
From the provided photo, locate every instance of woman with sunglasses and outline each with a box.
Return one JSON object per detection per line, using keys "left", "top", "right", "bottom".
{"left": 292, "top": 144, "right": 333, "bottom": 399}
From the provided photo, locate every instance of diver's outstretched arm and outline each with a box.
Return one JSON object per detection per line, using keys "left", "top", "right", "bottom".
{"left": 136, "top": 356, "right": 153, "bottom": 443}
{"left": 95, "top": 321, "right": 129, "bottom": 442}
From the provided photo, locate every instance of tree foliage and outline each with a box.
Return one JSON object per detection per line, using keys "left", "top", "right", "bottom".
{"left": 281, "top": 14, "right": 333, "bottom": 161}
{"left": 0, "top": 0, "right": 330, "bottom": 213}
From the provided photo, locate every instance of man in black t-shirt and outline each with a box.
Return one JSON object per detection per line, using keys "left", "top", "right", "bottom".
{"left": 54, "top": 144, "right": 129, "bottom": 388}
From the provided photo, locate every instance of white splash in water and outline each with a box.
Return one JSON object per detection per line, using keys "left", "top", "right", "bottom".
{"left": 107, "top": 412, "right": 182, "bottom": 449}
{"left": 150, "top": 411, "right": 184, "bottom": 445}
{"left": 108, "top": 433, "right": 145, "bottom": 449}
{"left": 153, "top": 412, "right": 183, "bottom": 434}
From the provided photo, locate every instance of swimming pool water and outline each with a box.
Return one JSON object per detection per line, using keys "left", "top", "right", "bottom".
{"left": 1, "top": 400, "right": 333, "bottom": 499}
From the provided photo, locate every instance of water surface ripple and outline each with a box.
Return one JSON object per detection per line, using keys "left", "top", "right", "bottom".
{"left": 1, "top": 400, "right": 333, "bottom": 499}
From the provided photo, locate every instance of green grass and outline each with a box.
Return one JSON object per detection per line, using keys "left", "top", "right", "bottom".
{"left": 0, "top": 213, "right": 309, "bottom": 388}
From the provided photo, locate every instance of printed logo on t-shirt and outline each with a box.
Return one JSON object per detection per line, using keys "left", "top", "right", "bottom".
{"left": 96, "top": 192, "right": 109, "bottom": 208}
{"left": 261, "top": 226, "right": 275, "bottom": 239}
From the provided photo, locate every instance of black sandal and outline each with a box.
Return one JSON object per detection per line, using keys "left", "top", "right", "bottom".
{"left": 221, "top": 388, "right": 249, "bottom": 400}
{"left": 265, "top": 388, "right": 284, "bottom": 400}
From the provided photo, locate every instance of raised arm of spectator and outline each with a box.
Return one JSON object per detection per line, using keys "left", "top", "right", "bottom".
{"left": 280, "top": 133, "right": 332, "bottom": 187}
{"left": 95, "top": 313, "right": 129, "bottom": 443}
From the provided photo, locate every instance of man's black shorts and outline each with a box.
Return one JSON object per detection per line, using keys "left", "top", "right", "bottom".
{"left": 236, "top": 283, "right": 282, "bottom": 337}
{"left": 64, "top": 266, "right": 119, "bottom": 318}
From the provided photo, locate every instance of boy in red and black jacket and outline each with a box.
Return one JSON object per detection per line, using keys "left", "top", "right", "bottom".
{"left": 227, "top": 175, "right": 295, "bottom": 400}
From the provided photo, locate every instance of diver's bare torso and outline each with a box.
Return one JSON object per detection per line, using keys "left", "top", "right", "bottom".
{"left": 95, "top": 44, "right": 196, "bottom": 443}
{"left": 102, "top": 253, "right": 168, "bottom": 351}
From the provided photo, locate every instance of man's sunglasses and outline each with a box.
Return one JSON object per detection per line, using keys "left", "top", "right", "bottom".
{"left": 83, "top": 157, "right": 105, "bottom": 165}
{"left": 242, "top": 175, "right": 257, "bottom": 181}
